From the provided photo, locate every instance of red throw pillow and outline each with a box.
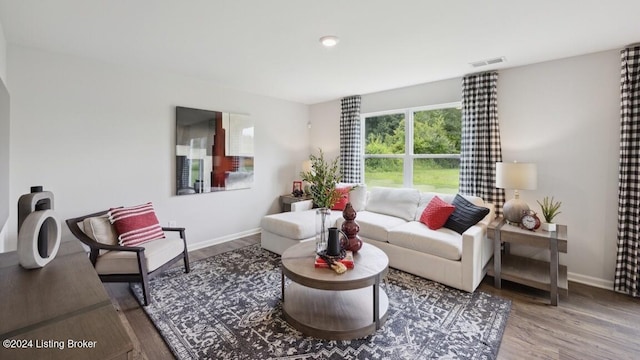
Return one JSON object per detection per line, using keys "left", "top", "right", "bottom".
{"left": 331, "top": 186, "right": 351, "bottom": 210}
{"left": 108, "top": 202, "right": 165, "bottom": 246}
{"left": 420, "top": 196, "right": 456, "bottom": 230}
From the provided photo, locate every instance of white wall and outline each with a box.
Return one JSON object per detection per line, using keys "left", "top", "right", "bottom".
{"left": 0, "top": 18, "right": 7, "bottom": 251}
{"left": 499, "top": 50, "right": 621, "bottom": 289}
{"left": 360, "top": 78, "right": 462, "bottom": 114}
{"left": 308, "top": 99, "right": 341, "bottom": 160}
{"left": 308, "top": 50, "right": 621, "bottom": 289}
{"left": 4, "top": 44, "right": 310, "bottom": 251}
{"left": 0, "top": 18, "right": 6, "bottom": 82}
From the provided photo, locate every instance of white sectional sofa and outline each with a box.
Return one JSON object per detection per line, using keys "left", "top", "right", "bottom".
{"left": 260, "top": 186, "right": 495, "bottom": 292}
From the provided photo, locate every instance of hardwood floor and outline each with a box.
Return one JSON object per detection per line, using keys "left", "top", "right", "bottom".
{"left": 105, "top": 234, "right": 640, "bottom": 360}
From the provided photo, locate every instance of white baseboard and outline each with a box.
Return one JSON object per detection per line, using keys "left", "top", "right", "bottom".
{"left": 568, "top": 271, "right": 614, "bottom": 291}
{"left": 187, "top": 228, "right": 261, "bottom": 252}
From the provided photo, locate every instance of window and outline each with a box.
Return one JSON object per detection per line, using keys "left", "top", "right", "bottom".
{"left": 362, "top": 102, "right": 461, "bottom": 193}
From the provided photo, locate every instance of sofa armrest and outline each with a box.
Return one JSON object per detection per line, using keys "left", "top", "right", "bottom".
{"left": 291, "top": 200, "right": 313, "bottom": 212}
{"left": 478, "top": 203, "right": 496, "bottom": 227}
{"left": 460, "top": 222, "right": 490, "bottom": 292}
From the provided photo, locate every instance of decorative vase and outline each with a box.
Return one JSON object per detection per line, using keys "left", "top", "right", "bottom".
{"left": 341, "top": 202, "right": 362, "bottom": 253}
{"left": 17, "top": 186, "right": 62, "bottom": 269}
{"left": 315, "top": 208, "right": 331, "bottom": 254}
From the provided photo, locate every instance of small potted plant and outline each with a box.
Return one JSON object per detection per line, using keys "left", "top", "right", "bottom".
{"left": 300, "top": 149, "right": 343, "bottom": 253}
{"left": 537, "top": 196, "right": 562, "bottom": 231}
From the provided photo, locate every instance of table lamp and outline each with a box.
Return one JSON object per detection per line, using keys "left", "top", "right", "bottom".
{"left": 495, "top": 162, "right": 537, "bottom": 225}
{"left": 301, "top": 160, "right": 313, "bottom": 195}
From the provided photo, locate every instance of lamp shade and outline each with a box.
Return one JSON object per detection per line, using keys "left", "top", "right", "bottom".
{"left": 302, "top": 160, "right": 312, "bottom": 173}
{"left": 495, "top": 162, "right": 537, "bottom": 190}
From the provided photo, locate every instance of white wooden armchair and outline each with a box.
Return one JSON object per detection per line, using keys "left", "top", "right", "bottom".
{"left": 66, "top": 210, "right": 190, "bottom": 305}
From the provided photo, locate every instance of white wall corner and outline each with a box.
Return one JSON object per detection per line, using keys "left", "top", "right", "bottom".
{"left": 0, "top": 17, "right": 7, "bottom": 83}
{"left": 0, "top": 222, "right": 6, "bottom": 253}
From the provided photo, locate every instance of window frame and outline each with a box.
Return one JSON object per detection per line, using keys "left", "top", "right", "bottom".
{"left": 360, "top": 101, "right": 462, "bottom": 189}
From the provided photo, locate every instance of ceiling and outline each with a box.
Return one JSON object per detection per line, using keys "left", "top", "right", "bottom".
{"left": 1, "top": 0, "right": 639, "bottom": 105}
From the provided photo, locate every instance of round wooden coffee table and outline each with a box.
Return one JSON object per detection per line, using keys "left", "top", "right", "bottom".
{"left": 280, "top": 241, "right": 389, "bottom": 340}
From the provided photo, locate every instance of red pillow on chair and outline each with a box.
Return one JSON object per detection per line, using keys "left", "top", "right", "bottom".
{"left": 108, "top": 202, "right": 165, "bottom": 246}
{"left": 419, "top": 196, "right": 456, "bottom": 230}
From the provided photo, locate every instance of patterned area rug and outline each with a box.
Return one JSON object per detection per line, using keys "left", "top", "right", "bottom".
{"left": 133, "top": 244, "right": 510, "bottom": 359}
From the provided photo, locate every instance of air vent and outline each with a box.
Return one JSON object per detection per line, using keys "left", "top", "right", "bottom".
{"left": 470, "top": 56, "right": 506, "bottom": 68}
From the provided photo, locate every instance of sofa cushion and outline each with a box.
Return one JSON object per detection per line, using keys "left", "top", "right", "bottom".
{"left": 331, "top": 186, "right": 351, "bottom": 210}
{"left": 419, "top": 196, "right": 456, "bottom": 230}
{"left": 443, "top": 194, "right": 490, "bottom": 234}
{"left": 415, "top": 192, "right": 484, "bottom": 221}
{"left": 389, "top": 221, "right": 463, "bottom": 261}
{"left": 337, "top": 210, "right": 407, "bottom": 242}
{"left": 337, "top": 183, "right": 367, "bottom": 211}
{"left": 365, "top": 187, "right": 420, "bottom": 221}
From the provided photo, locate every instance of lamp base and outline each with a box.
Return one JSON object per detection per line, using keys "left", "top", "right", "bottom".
{"left": 503, "top": 198, "right": 529, "bottom": 225}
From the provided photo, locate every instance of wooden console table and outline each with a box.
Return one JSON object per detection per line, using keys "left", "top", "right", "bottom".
{"left": 0, "top": 240, "right": 133, "bottom": 360}
{"left": 487, "top": 218, "right": 568, "bottom": 306}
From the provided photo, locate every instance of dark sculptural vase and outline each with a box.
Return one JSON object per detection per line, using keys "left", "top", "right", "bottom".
{"left": 341, "top": 202, "right": 362, "bottom": 253}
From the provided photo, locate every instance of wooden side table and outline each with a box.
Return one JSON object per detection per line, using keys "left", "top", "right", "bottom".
{"left": 487, "top": 217, "right": 568, "bottom": 306}
{"left": 279, "top": 194, "right": 312, "bottom": 212}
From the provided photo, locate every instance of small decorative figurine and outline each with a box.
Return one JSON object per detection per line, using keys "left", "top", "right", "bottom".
{"left": 341, "top": 202, "right": 363, "bottom": 253}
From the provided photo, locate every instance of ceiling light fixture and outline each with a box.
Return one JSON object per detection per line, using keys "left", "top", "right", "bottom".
{"left": 319, "top": 35, "right": 339, "bottom": 48}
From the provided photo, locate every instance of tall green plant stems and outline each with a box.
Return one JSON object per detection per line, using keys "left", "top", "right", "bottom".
{"left": 300, "top": 149, "right": 343, "bottom": 209}
{"left": 537, "top": 196, "right": 562, "bottom": 223}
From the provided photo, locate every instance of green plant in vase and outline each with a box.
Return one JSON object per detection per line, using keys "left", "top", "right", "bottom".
{"left": 537, "top": 196, "right": 562, "bottom": 231}
{"left": 300, "top": 149, "right": 343, "bottom": 254}
{"left": 300, "top": 149, "right": 343, "bottom": 208}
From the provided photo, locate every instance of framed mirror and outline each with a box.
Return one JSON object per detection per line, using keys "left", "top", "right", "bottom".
{"left": 175, "top": 106, "right": 254, "bottom": 195}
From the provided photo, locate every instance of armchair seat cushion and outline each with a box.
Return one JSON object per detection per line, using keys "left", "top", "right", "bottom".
{"left": 94, "top": 237, "right": 185, "bottom": 275}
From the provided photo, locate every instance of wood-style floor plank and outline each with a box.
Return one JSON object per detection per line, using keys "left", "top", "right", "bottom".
{"left": 105, "top": 234, "right": 640, "bottom": 360}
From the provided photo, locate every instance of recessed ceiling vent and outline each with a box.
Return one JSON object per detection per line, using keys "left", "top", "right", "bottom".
{"left": 469, "top": 56, "right": 506, "bottom": 68}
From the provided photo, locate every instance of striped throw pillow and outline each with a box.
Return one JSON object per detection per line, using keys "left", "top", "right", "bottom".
{"left": 108, "top": 202, "right": 165, "bottom": 246}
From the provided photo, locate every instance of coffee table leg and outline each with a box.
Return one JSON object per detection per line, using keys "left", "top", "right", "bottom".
{"left": 281, "top": 271, "right": 285, "bottom": 302}
{"left": 373, "top": 275, "right": 380, "bottom": 329}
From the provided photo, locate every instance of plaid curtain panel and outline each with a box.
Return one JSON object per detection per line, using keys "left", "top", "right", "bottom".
{"left": 615, "top": 45, "right": 640, "bottom": 297}
{"left": 459, "top": 72, "right": 505, "bottom": 217}
{"left": 340, "top": 95, "right": 362, "bottom": 183}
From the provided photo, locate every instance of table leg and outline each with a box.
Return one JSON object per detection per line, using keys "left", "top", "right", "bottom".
{"left": 373, "top": 275, "right": 380, "bottom": 329}
{"left": 550, "top": 235, "right": 559, "bottom": 306}
{"left": 494, "top": 225, "right": 502, "bottom": 289}
{"left": 281, "top": 270, "right": 285, "bottom": 302}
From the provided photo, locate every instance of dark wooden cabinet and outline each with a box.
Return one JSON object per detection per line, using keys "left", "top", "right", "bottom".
{"left": 0, "top": 240, "right": 133, "bottom": 360}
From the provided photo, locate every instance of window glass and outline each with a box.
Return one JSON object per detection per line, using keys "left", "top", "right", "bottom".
{"left": 364, "top": 158, "right": 404, "bottom": 188}
{"left": 364, "top": 113, "right": 405, "bottom": 154}
{"left": 413, "top": 108, "right": 461, "bottom": 154}
{"left": 362, "top": 103, "right": 461, "bottom": 193}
